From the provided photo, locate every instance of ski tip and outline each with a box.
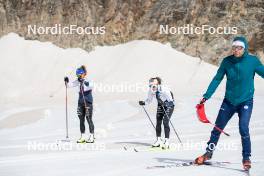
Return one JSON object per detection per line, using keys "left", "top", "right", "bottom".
{"left": 224, "top": 133, "right": 231, "bottom": 136}
{"left": 134, "top": 148, "right": 139, "bottom": 152}
{"left": 76, "top": 141, "right": 87, "bottom": 144}
{"left": 59, "top": 139, "right": 71, "bottom": 143}
{"left": 243, "top": 167, "right": 251, "bottom": 172}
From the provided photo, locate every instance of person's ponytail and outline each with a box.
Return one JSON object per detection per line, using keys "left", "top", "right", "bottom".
{"left": 80, "top": 65, "right": 87, "bottom": 75}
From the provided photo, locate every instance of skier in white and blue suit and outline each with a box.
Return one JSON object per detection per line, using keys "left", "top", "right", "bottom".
{"left": 64, "top": 65, "right": 95, "bottom": 143}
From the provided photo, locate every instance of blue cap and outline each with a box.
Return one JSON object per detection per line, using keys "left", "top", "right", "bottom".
{"left": 76, "top": 68, "right": 85, "bottom": 77}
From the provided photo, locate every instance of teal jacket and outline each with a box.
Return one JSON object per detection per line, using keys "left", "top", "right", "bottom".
{"left": 203, "top": 36, "right": 264, "bottom": 106}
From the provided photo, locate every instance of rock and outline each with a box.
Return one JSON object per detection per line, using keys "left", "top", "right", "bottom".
{"left": 0, "top": 0, "right": 263, "bottom": 65}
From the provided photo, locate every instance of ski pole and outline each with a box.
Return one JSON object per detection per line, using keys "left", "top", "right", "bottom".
{"left": 161, "top": 105, "right": 182, "bottom": 144}
{"left": 65, "top": 82, "right": 69, "bottom": 139}
{"left": 196, "top": 103, "right": 230, "bottom": 136}
{"left": 141, "top": 105, "right": 156, "bottom": 131}
{"left": 210, "top": 122, "right": 230, "bottom": 136}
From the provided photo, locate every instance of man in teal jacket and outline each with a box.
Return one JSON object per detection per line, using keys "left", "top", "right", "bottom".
{"left": 195, "top": 36, "right": 264, "bottom": 170}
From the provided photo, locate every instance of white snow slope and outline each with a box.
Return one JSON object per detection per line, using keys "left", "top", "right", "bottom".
{"left": 0, "top": 33, "right": 264, "bottom": 176}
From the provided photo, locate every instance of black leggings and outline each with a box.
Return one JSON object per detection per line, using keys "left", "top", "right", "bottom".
{"left": 156, "top": 105, "right": 174, "bottom": 138}
{"left": 77, "top": 103, "right": 94, "bottom": 134}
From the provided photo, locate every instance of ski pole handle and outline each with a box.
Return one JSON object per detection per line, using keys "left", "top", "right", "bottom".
{"left": 64, "top": 77, "right": 69, "bottom": 86}
{"left": 199, "top": 98, "right": 207, "bottom": 105}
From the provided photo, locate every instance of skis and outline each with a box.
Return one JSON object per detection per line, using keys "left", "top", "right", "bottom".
{"left": 147, "top": 162, "right": 193, "bottom": 169}
{"left": 146, "top": 161, "right": 231, "bottom": 169}
{"left": 77, "top": 141, "right": 94, "bottom": 144}
{"left": 57, "top": 139, "right": 94, "bottom": 144}
{"left": 123, "top": 146, "right": 174, "bottom": 152}
{"left": 147, "top": 160, "right": 250, "bottom": 174}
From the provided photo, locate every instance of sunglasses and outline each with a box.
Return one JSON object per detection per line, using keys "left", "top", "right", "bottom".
{"left": 232, "top": 46, "right": 244, "bottom": 51}
{"left": 149, "top": 84, "right": 158, "bottom": 89}
{"left": 76, "top": 73, "right": 85, "bottom": 77}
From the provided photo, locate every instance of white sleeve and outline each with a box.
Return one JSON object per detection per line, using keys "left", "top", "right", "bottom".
{"left": 145, "top": 90, "right": 155, "bottom": 105}
{"left": 162, "top": 87, "right": 174, "bottom": 102}
{"left": 83, "top": 79, "right": 93, "bottom": 91}
{"left": 67, "top": 80, "right": 79, "bottom": 88}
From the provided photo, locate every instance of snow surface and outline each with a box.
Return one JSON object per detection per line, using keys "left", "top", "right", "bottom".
{"left": 0, "top": 33, "right": 264, "bottom": 176}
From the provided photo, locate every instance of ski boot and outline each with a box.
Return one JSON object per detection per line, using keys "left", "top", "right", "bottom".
{"left": 152, "top": 137, "right": 163, "bottom": 148}
{"left": 162, "top": 138, "right": 170, "bottom": 150}
{"left": 242, "top": 159, "right": 251, "bottom": 171}
{"left": 194, "top": 151, "right": 213, "bottom": 165}
{"left": 86, "top": 134, "right": 95, "bottom": 143}
{"left": 77, "top": 136, "right": 86, "bottom": 143}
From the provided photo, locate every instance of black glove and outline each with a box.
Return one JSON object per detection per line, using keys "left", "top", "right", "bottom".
{"left": 139, "top": 101, "right": 145, "bottom": 106}
{"left": 199, "top": 98, "right": 207, "bottom": 104}
{"left": 78, "top": 77, "right": 84, "bottom": 83}
{"left": 64, "top": 77, "right": 69, "bottom": 83}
